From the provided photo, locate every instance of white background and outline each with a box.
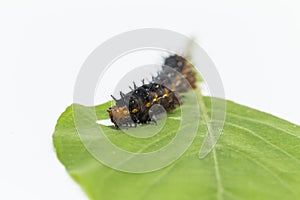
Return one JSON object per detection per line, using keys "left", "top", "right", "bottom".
{"left": 1, "top": 0, "right": 300, "bottom": 199}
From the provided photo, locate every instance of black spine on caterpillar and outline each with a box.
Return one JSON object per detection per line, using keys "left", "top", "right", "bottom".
{"left": 108, "top": 83, "right": 181, "bottom": 128}
{"left": 107, "top": 54, "right": 196, "bottom": 128}
{"left": 129, "top": 83, "right": 180, "bottom": 124}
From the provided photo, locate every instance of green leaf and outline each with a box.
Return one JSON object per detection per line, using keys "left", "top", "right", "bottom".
{"left": 53, "top": 90, "right": 300, "bottom": 200}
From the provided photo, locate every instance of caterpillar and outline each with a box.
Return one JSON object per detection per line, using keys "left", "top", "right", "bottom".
{"left": 107, "top": 54, "right": 196, "bottom": 129}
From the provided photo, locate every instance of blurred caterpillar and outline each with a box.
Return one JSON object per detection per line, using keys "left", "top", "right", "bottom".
{"left": 107, "top": 55, "right": 197, "bottom": 129}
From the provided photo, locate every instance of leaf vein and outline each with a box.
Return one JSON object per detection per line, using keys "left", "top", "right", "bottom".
{"left": 224, "top": 145, "right": 297, "bottom": 197}
{"left": 226, "top": 122, "right": 300, "bottom": 165}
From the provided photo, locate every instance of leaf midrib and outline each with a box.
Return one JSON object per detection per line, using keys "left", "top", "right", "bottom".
{"left": 195, "top": 89, "right": 224, "bottom": 200}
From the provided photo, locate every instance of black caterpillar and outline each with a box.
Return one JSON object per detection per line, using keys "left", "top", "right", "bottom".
{"left": 107, "top": 55, "right": 197, "bottom": 128}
